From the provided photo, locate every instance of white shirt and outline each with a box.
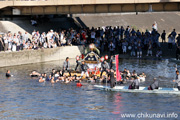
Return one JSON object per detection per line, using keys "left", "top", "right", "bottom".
{"left": 40, "top": 34, "right": 46, "bottom": 43}
{"left": 13, "top": 37, "right": 19, "bottom": 44}
{"left": 46, "top": 33, "right": 51, "bottom": 41}
{"left": 3, "top": 37, "right": 8, "bottom": 44}
{"left": 32, "top": 32, "right": 36, "bottom": 36}
{"left": 43, "top": 42, "right": 47, "bottom": 48}
{"left": 61, "top": 38, "right": 66, "bottom": 44}
{"left": 23, "top": 34, "right": 29, "bottom": 42}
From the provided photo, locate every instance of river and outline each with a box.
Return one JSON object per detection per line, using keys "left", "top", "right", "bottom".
{"left": 0, "top": 59, "right": 179, "bottom": 120}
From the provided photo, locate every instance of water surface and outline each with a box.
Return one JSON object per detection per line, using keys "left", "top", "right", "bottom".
{"left": 0, "top": 59, "right": 179, "bottom": 120}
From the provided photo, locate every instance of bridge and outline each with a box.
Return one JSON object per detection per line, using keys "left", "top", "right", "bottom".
{"left": 0, "top": 0, "right": 180, "bottom": 15}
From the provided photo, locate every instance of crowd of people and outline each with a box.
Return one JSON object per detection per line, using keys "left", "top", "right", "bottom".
{"left": 5, "top": 54, "right": 180, "bottom": 90}
{"left": 0, "top": 23, "right": 180, "bottom": 58}
{"left": 26, "top": 56, "right": 147, "bottom": 88}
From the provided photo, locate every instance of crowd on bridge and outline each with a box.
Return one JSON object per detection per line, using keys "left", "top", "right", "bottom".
{"left": 0, "top": 23, "right": 180, "bottom": 58}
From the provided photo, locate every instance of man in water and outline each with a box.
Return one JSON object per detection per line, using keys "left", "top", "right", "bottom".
{"left": 51, "top": 69, "right": 56, "bottom": 77}
{"left": 148, "top": 78, "right": 159, "bottom": 90}
{"left": 139, "top": 72, "right": 146, "bottom": 82}
{"left": 80, "top": 61, "right": 89, "bottom": 78}
{"left": 176, "top": 34, "right": 180, "bottom": 60}
{"left": 100, "top": 60, "right": 109, "bottom": 78}
{"left": 46, "top": 75, "right": 52, "bottom": 81}
{"left": 6, "top": 70, "right": 12, "bottom": 77}
{"left": 75, "top": 55, "right": 80, "bottom": 71}
{"left": 76, "top": 80, "right": 83, "bottom": 87}
{"left": 30, "top": 70, "right": 41, "bottom": 77}
{"left": 109, "top": 55, "right": 115, "bottom": 69}
{"left": 173, "top": 70, "right": 180, "bottom": 90}
{"left": 62, "top": 57, "right": 71, "bottom": 76}
{"left": 39, "top": 76, "right": 45, "bottom": 83}
{"left": 108, "top": 69, "right": 116, "bottom": 88}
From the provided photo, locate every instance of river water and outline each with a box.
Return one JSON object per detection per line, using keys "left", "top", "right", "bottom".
{"left": 0, "top": 59, "right": 180, "bottom": 120}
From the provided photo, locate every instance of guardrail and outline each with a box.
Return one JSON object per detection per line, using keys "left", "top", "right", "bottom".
{"left": 0, "top": 0, "right": 180, "bottom": 6}
{"left": 0, "top": 0, "right": 180, "bottom": 14}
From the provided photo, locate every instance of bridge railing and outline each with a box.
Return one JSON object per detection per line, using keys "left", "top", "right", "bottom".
{"left": 0, "top": 0, "right": 180, "bottom": 9}
{"left": 0, "top": 0, "right": 50, "bottom": 1}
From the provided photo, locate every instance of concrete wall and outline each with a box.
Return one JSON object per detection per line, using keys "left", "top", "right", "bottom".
{"left": 0, "top": 21, "right": 32, "bottom": 37}
{"left": 0, "top": 0, "right": 179, "bottom": 7}
{"left": 5, "top": 3, "right": 180, "bottom": 15}
{"left": 74, "top": 12, "right": 180, "bottom": 35}
{"left": 1, "top": 0, "right": 180, "bottom": 15}
{"left": 0, "top": 46, "right": 82, "bottom": 67}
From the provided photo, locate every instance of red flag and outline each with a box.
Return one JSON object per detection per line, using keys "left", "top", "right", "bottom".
{"left": 115, "top": 55, "right": 121, "bottom": 81}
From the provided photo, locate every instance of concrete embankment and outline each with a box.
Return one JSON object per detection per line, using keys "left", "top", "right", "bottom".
{"left": 0, "top": 46, "right": 83, "bottom": 67}
{"left": 0, "top": 17, "right": 80, "bottom": 34}
{"left": 74, "top": 12, "right": 180, "bottom": 34}
{"left": 1, "top": 12, "right": 180, "bottom": 35}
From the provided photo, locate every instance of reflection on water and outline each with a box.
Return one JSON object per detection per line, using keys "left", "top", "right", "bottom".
{"left": 0, "top": 59, "right": 180, "bottom": 119}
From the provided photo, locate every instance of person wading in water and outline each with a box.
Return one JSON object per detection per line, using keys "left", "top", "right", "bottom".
{"left": 75, "top": 55, "right": 80, "bottom": 71}
{"left": 129, "top": 76, "right": 139, "bottom": 89}
{"left": 108, "top": 69, "right": 116, "bottom": 88}
{"left": 173, "top": 70, "right": 180, "bottom": 91}
{"left": 148, "top": 78, "right": 159, "bottom": 90}
{"left": 6, "top": 70, "right": 13, "bottom": 78}
{"left": 80, "top": 61, "right": 89, "bottom": 78}
{"left": 100, "top": 60, "right": 109, "bottom": 78}
{"left": 62, "top": 57, "right": 71, "bottom": 76}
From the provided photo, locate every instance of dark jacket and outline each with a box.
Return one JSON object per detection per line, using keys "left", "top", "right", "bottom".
{"left": 176, "top": 74, "right": 180, "bottom": 86}
{"left": 46, "top": 77, "right": 51, "bottom": 81}
{"left": 108, "top": 72, "right": 115, "bottom": 79}
{"left": 101, "top": 61, "right": 109, "bottom": 70}
{"left": 129, "top": 79, "right": 139, "bottom": 89}
{"left": 51, "top": 72, "right": 55, "bottom": 77}
{"left": 109, "top": 57, "right": 115, "bottom": 69}
{"left": 6, "top": 73, "right": 11, "bottom": 77}
{"left": 150, "top": 80, "right": 159, "bottom": 90}
{"left": 81, "top": 63, "right": 89, "bottom": 72}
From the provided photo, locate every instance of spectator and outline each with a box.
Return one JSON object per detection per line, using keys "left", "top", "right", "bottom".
{"left": 168, "top": 34, "right": 173, "bottom": 50}
{"left": 0, "top": 26, "right": 179, "bottom": 60}
{"left": 109, "top": 41, "right": 115, "bottom": 56}
{"left": 0, "top": 35, "right": 4, "bottom": 51}
{"left": 161, "top": 30, "right": 166, "bottom": 43}
{"left": 147, "top": 41, "right": 153, "bottom": 56}
{"left": 31, "top": 20, "right": 37, "bottom": 26}
{"left": 171, "top": 29, "right": 177, "bottom": 44}
{"left": 156, "top": 48, "right": 162, "bottom": 58}
{"left": 137, "top": 41, "right": 142, "bottom": 58}
{"left": 152, "top": 21, "right": 158, "bottom": 31}
{"left": 130, "top": 42, "right": 136, "bottom": 57}
{"left": 122, "top": 40, "right": 128, "bottom": 54}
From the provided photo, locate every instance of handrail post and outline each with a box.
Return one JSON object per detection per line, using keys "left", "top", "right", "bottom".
{"left": 13, "top": 0, "right": 14, "bottom": 6}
